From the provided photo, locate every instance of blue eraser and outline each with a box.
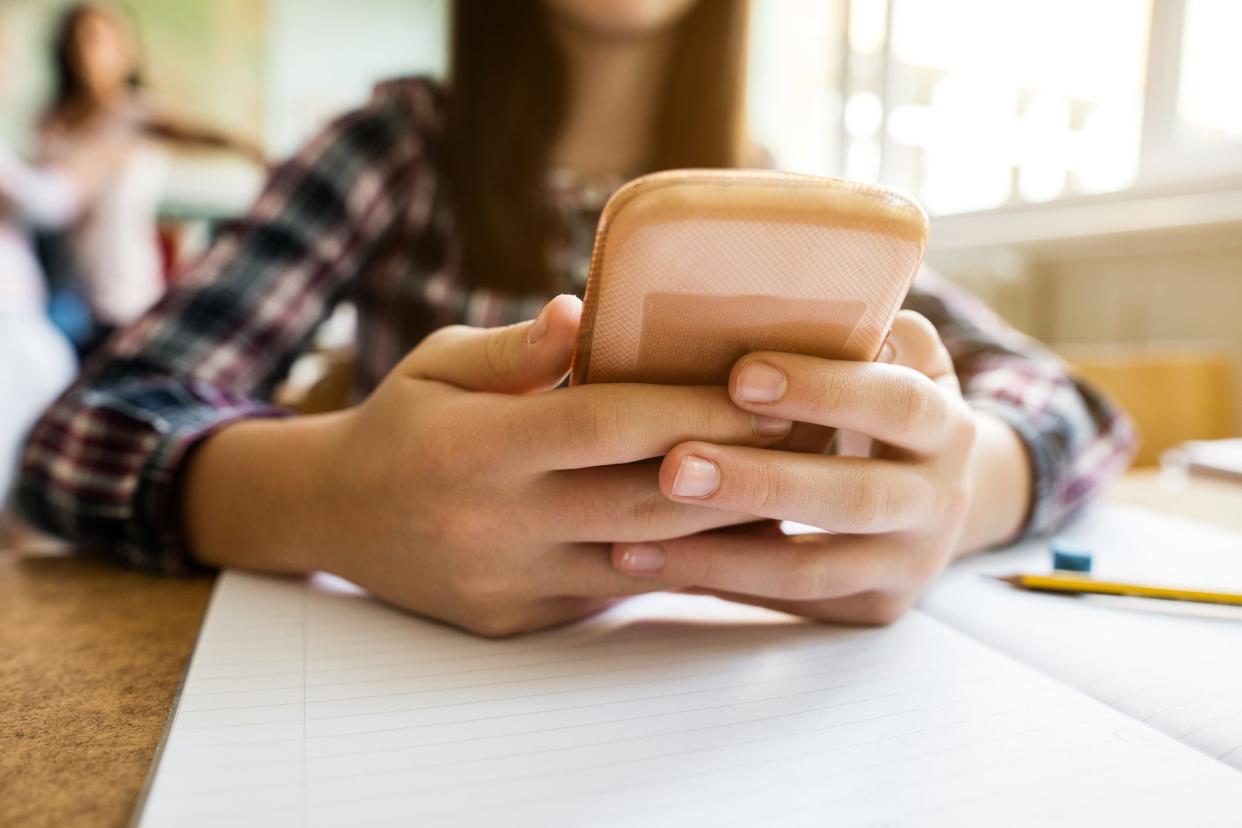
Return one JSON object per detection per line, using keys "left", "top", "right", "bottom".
{"left": 1051, "top": 542, "right": 1093, "bottom": 573}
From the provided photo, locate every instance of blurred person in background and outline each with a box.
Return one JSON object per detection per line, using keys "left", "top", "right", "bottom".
{"left": 0, "top": 19, "right": 97, "bottom": 529}
{"left": 0, "top": 144, "right": 78, "bottom": 519}
{"left": 37, "top": 1, "right": 262, "bottom": 346}
{"left": 21, "top": 0, "right": 1134, "bottom": 636}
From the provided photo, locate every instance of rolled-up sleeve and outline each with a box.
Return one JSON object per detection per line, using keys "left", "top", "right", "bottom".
{"left": 904, "top": 269, "right": 1138, "bottom": 538}
{"left": 18, "top": 83, "right": 429, "bottom": 572}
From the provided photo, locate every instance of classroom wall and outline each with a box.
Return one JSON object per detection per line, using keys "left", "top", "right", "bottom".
{"left": 129, "top": 0, "right": 267, "bottom": 150}
{"left": 929, "top": 224, "right": 1242, "bottom": 437}
{"left": 1037, "top": 231, "right": 1242, "bottom": 434}
{"left": 263, "top": 0, "right": 446, "bottom": 159}
{"left": 0, "top": 0, "right": 63, "bottom": 150}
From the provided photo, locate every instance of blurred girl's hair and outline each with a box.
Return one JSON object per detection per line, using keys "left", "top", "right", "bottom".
{"left": 45, "top": 2, "right": 142, "bottom": 127}
{"left": 444, "top": 0, "right": 750, "bottom": 292}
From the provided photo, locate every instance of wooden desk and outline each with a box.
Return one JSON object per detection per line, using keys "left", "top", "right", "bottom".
{"left": 1102, "top": 467, "right": 1242, "bottom": 534}
{"left": 1, "top": 471, "right": 1238, "bottom": 827}
{"left": 0, "top": 544, "right": 213, "bottom": 827}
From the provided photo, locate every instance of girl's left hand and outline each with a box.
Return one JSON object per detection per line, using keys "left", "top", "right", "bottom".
{"left": 610, "top": 310, "right": 983, "bottom": 625}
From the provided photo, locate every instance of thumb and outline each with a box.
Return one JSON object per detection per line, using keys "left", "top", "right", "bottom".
{"left": 400, "top": 294, "right": 582, "bottom": 393}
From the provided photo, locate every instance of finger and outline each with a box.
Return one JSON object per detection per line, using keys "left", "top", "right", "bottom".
{"left": 727, "top": 353, "right": 961, "bottom": 454}
{"left": 656, "top": 442, "right": 931, "bottom": 533}
{"left": 400, "top": 294, "right": 582, "bottom": 393}
{"left": 884, "top": 310, "right": 960, "bottom": 394}
{"left": 691, "top": 588, "right": 913, "bottom": 627}
{"left": 539, "top": 463, "right": 759, "bottom": 542}
{"left": 610, "top": 531, "right": 906, "bottom": 601}
{"left": 547, "top": 543, "right": 676, "bottom": 598}
{"left": 505, "top": 383, "right": 793, "bottom": 470}
{"left": 779, "top": 422, "right": 836, "bottom": 454}
{"left": 836, "top": 312, "right": 962, "bottom": 460}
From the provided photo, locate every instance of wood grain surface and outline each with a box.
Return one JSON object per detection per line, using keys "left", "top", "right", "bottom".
{"left": 0, "top": 542, "right": 213, "bottom": 828}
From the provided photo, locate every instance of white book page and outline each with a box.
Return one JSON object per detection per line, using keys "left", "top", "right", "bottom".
{"left": 140, "top": 568, "right": 1242, "bottom": 828}
{"left": 922, "top": 502, "right": 1242, "bottom": 770}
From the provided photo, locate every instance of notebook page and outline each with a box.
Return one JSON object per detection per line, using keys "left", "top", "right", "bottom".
{"left": 922, "top": 502, "right": 1242, "bottom": 770}
{"left": 139, "top": 569, "right": 1242, "bottom": 827}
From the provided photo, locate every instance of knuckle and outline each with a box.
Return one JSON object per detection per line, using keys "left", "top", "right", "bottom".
{"left": 858, "top": 593, "right": 911, "bottom": 626}
{"left": 481, "top": 327, "right": 517, "bottom": 384}
{"left": 907, "top": 546, "right": 947, "bottom": 585}
{"left": 412, "top": 325, "right": 472, "bottom": 372}
{"left": 421, "top": 324, "right": 465, "bottom": 351}
{"left": 694, "top": 398, "right": 722, "bottom": 442}
{"left": 461, "top": 571, "right": 510, "bottom": 606}
{"left": 940, "top": 486, "right": 972, "bottom": 528}
{"left": 567, "top": 479, "right": 618, "bottom": 529}
{"left": 888, "top": 374, "right": 934, "bottom": 439}
{"left": 743, "top": 463, "right": 783, "bottom": 514}
{"left": 448, "top": 555, "right": 519, "bottom": 619}
{"left": 666, "top": 389, "right": 728, "bottom": 446}
{"left": 566, "top": 393, "right": 625, "bottom": 458}
{"left": 903, "top": 310, "right": 938, "bottom": 341}
{"left": 781, "top": 549, "right": 828, "bottom": 601}
{"left": 951, "top": 405, "right": 978, "bottom": 449}
{"left": 897, "top": 472, "right": 936, "bottom": 524}
{"left": 689, "top": 548, "right": 719, "bottom": 589}
{"left": 463, "top": 611, "right": 525, "bottom": 639}
{"left": 419, "top": 402, "right": 496, "bottom": 475}
{"left": 699, "top": 390, "right": 742, "bottom": 441}
{"left": 842, "top": 470, "right": 884, "bottom": 527}
{"left": 809, "top": 366, "right": 855, "bottom": 415}
{"left": 630, "top": 488, "right": 665, "bottom": 528}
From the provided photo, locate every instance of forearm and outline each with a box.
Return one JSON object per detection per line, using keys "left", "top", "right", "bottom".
{"left": 181, "top": 414, "right": 348, "bottom": 574}
{"left": 144, "top": 120, "right": 266, "bottom": 163}
{"left": 955, "top": 410, "right": 1033, "bottom": 557}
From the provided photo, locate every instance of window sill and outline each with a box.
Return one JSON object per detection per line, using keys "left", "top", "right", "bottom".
{"left": 928, "top": 174, "right": 1242, "bottom": 253}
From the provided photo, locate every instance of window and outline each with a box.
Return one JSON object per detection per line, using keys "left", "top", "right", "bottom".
{"left": 1176, "top": 0, "right": 1242, "bottom": 147}
{"left": 749, "top": 0, "right": 1242, "bottom": 216}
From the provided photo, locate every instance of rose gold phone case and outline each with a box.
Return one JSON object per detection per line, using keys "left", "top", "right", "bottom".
{"left": 571, "top": 169, "right": 928, "bottom": 386}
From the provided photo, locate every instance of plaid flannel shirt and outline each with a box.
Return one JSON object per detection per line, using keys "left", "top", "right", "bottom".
{"left": 17, "top": 77, "right": 1137, "bottom": 572}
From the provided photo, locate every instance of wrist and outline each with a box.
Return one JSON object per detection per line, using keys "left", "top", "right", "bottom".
{"left": 182, "top": 411, "right": 350, "bottom": 574}
{"left": 956, "top": 409, "right": 1034, "bottom": 556}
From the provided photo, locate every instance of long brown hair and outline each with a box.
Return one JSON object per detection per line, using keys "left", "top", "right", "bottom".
{"left": 444, "top": 0, "right": 751, "bottom": 294}
{"left": 45, "top": 3, "right": 143, "bottom": 128}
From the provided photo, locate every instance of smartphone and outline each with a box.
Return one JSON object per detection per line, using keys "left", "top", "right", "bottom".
{"left": 570, "top": 170, "right": 927, "bottom": 386}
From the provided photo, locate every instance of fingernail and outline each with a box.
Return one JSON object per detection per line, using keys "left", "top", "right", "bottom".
{"left": 752, "top": 414, "right": 792, "bottom": 437}
{"left": 671, "top": 455, "right": 720, "bottom": 498}
{"left": 878, "top": 338, "right": 896, "bottom": 363}
{"left": 736, "top": 362, "right": 786, "bottom": 403}
{"left": 527, "top": 305, "right": 550, "bottom": 345}
{"left": 618, "top": 543, "right": 666, "bottom": 573}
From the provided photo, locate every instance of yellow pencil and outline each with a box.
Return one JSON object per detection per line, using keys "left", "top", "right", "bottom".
{"left": 994, "top": 572, "right": 1242, "bottom": 608}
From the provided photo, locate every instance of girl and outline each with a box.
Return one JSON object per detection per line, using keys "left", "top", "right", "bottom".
{"left": 0, "top": 13, "right": 113, "bottom": 519}
{"left": 38, "top": 2, "right": 262, "bottom": 333}
{"left": 18, "top": 0, "right": 1134, "bottom": 636}
{"left": 0, "top": 140, "right": 83, "bottom": 504}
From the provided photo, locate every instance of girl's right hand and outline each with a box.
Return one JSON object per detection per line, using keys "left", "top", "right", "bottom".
{"left": 197, "top": 296, "right": 789, "bottom": 637}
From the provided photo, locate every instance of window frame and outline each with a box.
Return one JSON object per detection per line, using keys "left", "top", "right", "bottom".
{"left": 834, "top": 0, "right": 1242, "bottom": 219}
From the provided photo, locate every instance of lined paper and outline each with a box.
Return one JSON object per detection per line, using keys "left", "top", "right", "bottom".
{"left": 922, "top": 502, "right": 1242, "bottom": 770}
{"left": 140, "top": 567, "right": 1242, "bottom": 827}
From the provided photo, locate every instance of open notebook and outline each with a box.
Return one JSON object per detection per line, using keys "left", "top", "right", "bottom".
{"left": 138, "top": 504, "right": 1242, "bottom": 827}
